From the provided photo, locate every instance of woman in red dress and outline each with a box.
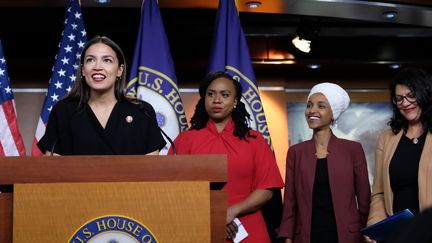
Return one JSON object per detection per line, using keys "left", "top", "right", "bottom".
{"left": 169, "top": 71, "right": 284, "bottom": 242}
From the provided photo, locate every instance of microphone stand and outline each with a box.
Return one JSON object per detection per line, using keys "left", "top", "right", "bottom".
{"left": 143, "top": 111, "right": 177, "bottom": 155}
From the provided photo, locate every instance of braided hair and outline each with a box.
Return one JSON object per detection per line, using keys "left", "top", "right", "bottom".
{"left": 189, "top": 71, "right": 253, "bottom": 141}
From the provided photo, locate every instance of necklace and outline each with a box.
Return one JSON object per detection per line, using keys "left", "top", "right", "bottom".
{"left": 406, "top": 127, "right": 423, "bottom": 145}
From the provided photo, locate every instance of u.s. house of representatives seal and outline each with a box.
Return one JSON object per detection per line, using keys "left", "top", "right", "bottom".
{"left": 69, "top": 215, "right": 158, "bottom": 243}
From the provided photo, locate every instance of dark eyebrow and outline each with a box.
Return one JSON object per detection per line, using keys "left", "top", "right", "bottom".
{"left": 207, "top": 89, "right": 230, "bottom": 93}
{"left": 102, "top": 55, "right": 115, "bottom": 59}
{"left": 396, "top": 92, "right": 413, "bottom": 96}
{"left": 307, "top": 100, "right": 327, "bottom": 105}
{"left": 84, "top": 54, "right": 114, "bottom": 59}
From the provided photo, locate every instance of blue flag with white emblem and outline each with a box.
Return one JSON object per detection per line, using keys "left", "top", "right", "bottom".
{"left": 126, "top": 0, "right": 187, "bottom": 155}
{"left": 32, "top": 0, "right": 86, "bottom": 155}
{"left": 208, "top": 0, "right": 272, "bottom": 147}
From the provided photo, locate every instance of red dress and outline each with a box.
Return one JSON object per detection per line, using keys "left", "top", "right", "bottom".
{"left": 169, "top": 120, "right": 284, "bottom": 243}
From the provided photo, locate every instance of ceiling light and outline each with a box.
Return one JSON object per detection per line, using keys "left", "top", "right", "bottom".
{"left": 383, "top": 11, "right": 397, "bottom": 19}
{"left": 94, "top": 0, "right": 110, "bottom": 4}
{"left": 308, "top": 64, "right": 321, "bottom": 69}
{"left": 389, "top": 64, "right": 401, "bottom": 69}
{"left": 255, "top": 60, "right": 296, "bottom": 65}
{"left": 292, "top": 18, "right": 320, "bottom": 53}
{"left": 292, "top": 36, "right": 311, "bottom": 53}
{"left": 246, "top": 1, "right": 262, "bottom": 9}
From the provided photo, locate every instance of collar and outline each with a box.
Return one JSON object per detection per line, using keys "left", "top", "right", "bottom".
{"left": 206, "top": 119, "right": 235, "bottom": 135}
{"left": 305, "top": 132, "right": 339, "bottom": 153}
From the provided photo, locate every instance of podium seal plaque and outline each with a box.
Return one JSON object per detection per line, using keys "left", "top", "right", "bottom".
{"left": 69, "top": 215, "right": 158, "bottom": 243}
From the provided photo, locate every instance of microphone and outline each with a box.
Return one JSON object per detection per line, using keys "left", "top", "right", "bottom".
{"left": 142, "top": 111, "right": 177, "bottom": 155}
{"left": 50, "top": 142, "right": 57, "bottom": 156}
{"left": 50, "top": 134, "right": 62, "bottom": 156}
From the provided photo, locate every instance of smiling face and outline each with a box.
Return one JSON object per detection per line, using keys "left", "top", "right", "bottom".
{"left": 81, "top": 42, "right": 124, "bottom": 96}
{"left": 204, "top": 77, "right": 238, "bottom": 125}
{"left": 395, "top": 84, "right": 422, "bottom": 124}
{"left": 305, "top": 93, "right": 333, "bottom": 131}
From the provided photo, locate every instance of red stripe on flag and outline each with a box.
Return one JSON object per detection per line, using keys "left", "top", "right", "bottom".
{"left": 2, "top": 100, "right": 26, "bottom": 155}
{"left": 31, "top": 137, "right": 43, "bottom": 156}
{"left": 0, "top": 140, "right": 5, "bottom": 156}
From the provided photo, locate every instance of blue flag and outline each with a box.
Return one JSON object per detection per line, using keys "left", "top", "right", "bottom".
{"left": 32, "top": 0, "right": 87, "bottom": 155}
{"left": 126, "top": 0, "right": 187, "bottom": 155}
{"left": 208, "top": 0, "right": 272, "bottom": 147}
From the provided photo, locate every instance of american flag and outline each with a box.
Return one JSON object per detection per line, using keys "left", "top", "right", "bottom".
{"left": 0, "top": 39, "right": 26, "bottom": 156}
{"left": 31, "top": 0, "right": 87, "bottom": 155}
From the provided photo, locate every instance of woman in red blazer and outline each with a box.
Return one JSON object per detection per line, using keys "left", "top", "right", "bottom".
{"left": 278, "top": 82, "right": 371, "bottom": 243}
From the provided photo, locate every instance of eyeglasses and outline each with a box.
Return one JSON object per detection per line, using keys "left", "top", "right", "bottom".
{"left": 393, "top": 93, "right": 416, "bottom": 105}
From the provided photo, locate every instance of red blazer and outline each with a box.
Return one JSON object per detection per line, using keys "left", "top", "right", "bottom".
{"left": 278, "top": 135, "right": 371, "bottom": 243}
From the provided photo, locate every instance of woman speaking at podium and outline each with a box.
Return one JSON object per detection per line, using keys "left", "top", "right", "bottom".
{"left": 169, "top": 71, "right": 284, "bottom": 242}
{"left": 37, "top": 36, "right": 166, "bottom": 155}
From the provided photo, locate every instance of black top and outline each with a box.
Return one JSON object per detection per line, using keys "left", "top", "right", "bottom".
{"left": 311, "top": 158, "right": 338, "bottom": 243}
{"left": 37, "top": 98, "right": 166, "bottom": 155}
{"left": 389, "top": 132, "right": 427, "bottom": 215}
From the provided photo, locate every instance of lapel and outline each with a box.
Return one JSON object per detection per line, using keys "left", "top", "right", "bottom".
{"left": 325, "top": 134, "right": 339, "bottom": 197}
{"left": 383, "top": 130, "right": 403, "bottom": 170}
{"left": 326, "top": 133, "right": 338, "bottom": 176}
{"left": 383, "top": 130, "right": 403, "bottom": 214}
{"left": 419, "top": 132, "right": 432, "bottom": 210}
{"left": 302, "top": 139, "right": 318, "bottom": 196}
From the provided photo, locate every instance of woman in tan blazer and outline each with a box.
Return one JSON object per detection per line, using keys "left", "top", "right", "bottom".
{"left": 367, "top": 67, "right": 432, "bottom": 242}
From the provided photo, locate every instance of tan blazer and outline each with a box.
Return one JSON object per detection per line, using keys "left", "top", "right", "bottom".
{"left": 367, "top": 129, "right": 432, "bottom": 225}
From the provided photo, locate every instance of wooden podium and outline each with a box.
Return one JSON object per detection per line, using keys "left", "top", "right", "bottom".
{"left": 0, "top": 155, "right": 227, "bottom": 242}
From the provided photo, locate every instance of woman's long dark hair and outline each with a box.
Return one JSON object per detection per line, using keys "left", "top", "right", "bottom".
{"left": 389, "top": 67, "right": 432, "bottom": 134}
{"left": 64, "top": 35, "right": 127, "bottom": 108}
{"left": 189, "top": 71, "right": 253, "bottom": 141}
